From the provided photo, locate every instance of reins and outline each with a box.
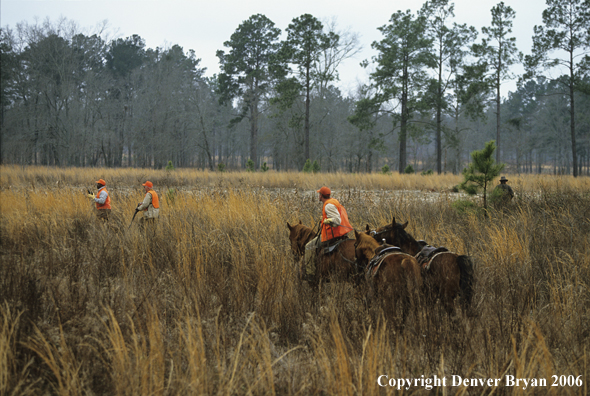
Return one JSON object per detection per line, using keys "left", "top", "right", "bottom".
{"left": 370, "top": 227, "right": 390, "bottom": 239}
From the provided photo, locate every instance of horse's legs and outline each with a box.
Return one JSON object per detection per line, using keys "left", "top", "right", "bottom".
{"left": 446, "top": 264, "right": 462, "bottom": 316}
{"left": 309, "top": 279, "right": 320, "bottom": 306}
{"left": 366, "top": 281, "right": 381, "bottom": 324}
{"left": 380, "top": 281, "right": 405, "bottom": 330}
{"left": 436, "top": 275, "right": 456, "bottom": 315}
{"left": 442, "top": 295, "right": 455, "bottom": 316}
{"left": 425, "top": 257, "right": 458, "bottom": 316}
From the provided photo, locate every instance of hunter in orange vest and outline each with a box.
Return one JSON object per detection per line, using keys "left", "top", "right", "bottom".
{"left": 137, "top": 180, "right": 160, "bottom": 225}
{"left": 318, "top": 187, "right": 353, "bottom": 242}
{"left": 88, "top": 178, "right": 111, "bottom": 220}
{"left": 303, "top": 186, "right": 354, "bottom": 276}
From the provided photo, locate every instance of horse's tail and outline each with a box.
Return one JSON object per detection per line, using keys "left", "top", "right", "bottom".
{"left": 457, "top": 255, "right": 475, "bottom": 307}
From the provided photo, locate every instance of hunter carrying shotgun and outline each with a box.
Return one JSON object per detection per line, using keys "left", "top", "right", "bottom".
{"left": 136, "top": 180, "right": 160, "bottom": 227}
{"left": 87, "top": 179, "right": 111, "bottom": 221}
{"left": 303, "top": 186, "right": 353, "bottom": 276}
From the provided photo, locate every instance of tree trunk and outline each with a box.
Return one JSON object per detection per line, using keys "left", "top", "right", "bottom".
{"left": 399, "top": 62, "right": 408, "bottom": 173}
{"left": 569, "top": 60, "right": 578, "bottom": 177}
{"left": 496, "top": 73, "right": 501, "bottom": 165}
{"left": 304, "top": 65, "right": 311, "bottom": 163}
{"left": 436, "top": 60, "right": 442, "bottom": 174}
{"left": 250, "top": 93, "right": 259, "bottom": 169}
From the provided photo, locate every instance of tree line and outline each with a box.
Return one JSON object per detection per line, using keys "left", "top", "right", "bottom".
{"left": 1, "top": 0, "right": 589, "bottom": 175}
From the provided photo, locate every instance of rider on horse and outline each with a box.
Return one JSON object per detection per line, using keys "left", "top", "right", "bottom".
{"left": 303, "top": 186, "right": 353, "bottom": 277}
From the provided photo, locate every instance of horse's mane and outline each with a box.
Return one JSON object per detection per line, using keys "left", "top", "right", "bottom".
{"left": 356, "top": 231, "right": 379, "bottom": 250}
{"left": 355, "top": 230, "right": 381, "bottom": 262}
{"left": 376, "top": 219, "right": 418, "bottom": 246}
{"left": 293, "top": 223, "right": 316, "bottom": 247}
{"left": 287, "top": 221, "right": 318, "bottom": 260}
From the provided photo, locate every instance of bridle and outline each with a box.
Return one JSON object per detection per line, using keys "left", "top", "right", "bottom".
{"left": 370, "top": 226, "right": 393, "bottom": 241}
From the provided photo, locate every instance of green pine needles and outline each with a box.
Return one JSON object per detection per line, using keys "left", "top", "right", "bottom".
{"left": 302, "top": 159, "right": 320, "bottom": 173}
{"left": 460, "top": 140, "right": 505, "bottom": 215}
{"left": 246, "top": 159, "right": 255, "bottom": 172}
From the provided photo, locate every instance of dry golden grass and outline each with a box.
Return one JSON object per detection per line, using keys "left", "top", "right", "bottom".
{"left": 1, "top": 165, "right": 589, "bottom": 395}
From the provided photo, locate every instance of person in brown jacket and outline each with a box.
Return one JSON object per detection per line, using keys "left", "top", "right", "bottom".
{"left": 493, "top": 176, "right": 514, "bottom": 204}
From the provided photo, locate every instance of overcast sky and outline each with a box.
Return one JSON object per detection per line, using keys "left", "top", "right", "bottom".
{"left": 2, "top": 0, "right": 547, "bottom": 96}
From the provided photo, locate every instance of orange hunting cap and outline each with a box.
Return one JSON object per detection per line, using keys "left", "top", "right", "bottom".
{"left": 142, "top": 181, "right": 153, "bottom": 188}
{"left": 317, "top": 186, "right": 331, "bottom": 196}
{"left": 96, "top": 179, "right": 106, "bottom": 185}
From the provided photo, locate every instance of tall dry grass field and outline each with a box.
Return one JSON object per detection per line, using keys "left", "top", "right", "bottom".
{"left": 1, "top": 165, "right": 589, "bottom": 395}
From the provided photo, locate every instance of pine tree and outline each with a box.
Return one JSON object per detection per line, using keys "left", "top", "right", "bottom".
{"left": 460, "top": 140, "right": 505, "bottom": 215}
{"left": 352, "top": 10, "right": 433, "bottom": 173}
{"left": 311, "top": 160, "right": 320, "bottom": 173}
{"left": 524, "top": 0, "right": 590, "bottom": 177}
{"left": 471, "top": 2, "right": 521, "bottom": 165}
{"left": 217, "top": 14, "right": 283, "bottom": 169}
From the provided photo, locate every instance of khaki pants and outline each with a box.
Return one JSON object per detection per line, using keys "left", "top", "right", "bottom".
{"left": 304, "top": 236, "right": 321, "bottom": 276}
{"left": 96, "top": 209, "right": 111, "bottom": 221}
{"left": 139, "top": 217, "right": 156, "bottom": 226}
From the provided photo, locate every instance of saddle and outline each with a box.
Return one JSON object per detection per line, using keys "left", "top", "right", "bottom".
{"left": 366, "top": 246, "right": 403, "bottom": 278}
{"left": 416, "top": 245, "right": 449, "bottom": 269}
{"left": 374, "top": 244, "right": 399, "bottom": 256}
{"left": 321, "top": 235, "right": 350, "bottom": 255}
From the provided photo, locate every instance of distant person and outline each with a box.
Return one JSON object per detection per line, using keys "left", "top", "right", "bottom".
{"left": 304, "top": 186, "right": 353, "bottom": 276}
{"left": 137, "top": 181, "right": 160, "bottom": 226}
{"left": 493, "top": 176, "right": 514, "bottom": 204}
{"left": 88, "top": 178, "right": 111, "bottom": 221}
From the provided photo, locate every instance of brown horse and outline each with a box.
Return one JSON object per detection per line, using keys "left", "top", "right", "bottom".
{"left": 287, "top": 221, "right": 358, "bottom": 286}
{"left": 354, "top": 230, "right": 422, "bottom": 321}
{"left": 369, "top": 217, "right": 475, "bottom": 313}
{"left": 286, "top": 220, "right": 316, "bottom": 261}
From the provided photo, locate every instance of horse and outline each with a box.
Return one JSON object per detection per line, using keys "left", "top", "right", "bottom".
{"left": 369, "top": 217, "right": 475, "bottom": 314}
{"left": 286, "top": 220, "right": 316, "bottom": 261}
{"left": 287, "top": 221, "right": 358, "bottom": 287}
{"left": 354, "top": 230, "right": 422, "bottom": 322}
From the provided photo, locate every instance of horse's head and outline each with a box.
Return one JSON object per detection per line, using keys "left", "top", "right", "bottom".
{"left": 354, "top": 229, "right": 380, "bottom": 268}
{"left": 287, "top": 220, "right": 315, "bottom": 261}
{"left": 372, "top": 217, "right": 420, "bottom": 255}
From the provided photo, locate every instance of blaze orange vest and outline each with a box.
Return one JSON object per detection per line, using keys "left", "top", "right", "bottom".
{"left": 96, "top": 187, "right": 111, "bottom": 210}
{"left": 321, "top": 198, "right": 352, "bottom": 242}
{"left": 145, "top": 189, "right": 159, "bottom": 209}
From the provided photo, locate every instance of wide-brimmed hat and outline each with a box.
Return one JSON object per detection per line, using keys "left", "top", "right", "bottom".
{"left": 317, "top": 186, "right": 331, "bottom": 196}
{"left": 96, "top": 179, "right": 106, "bottom": 185}
{"left": 142, "top": 181, "right": 153, "bottom": 188}
{"left": 500, "top": 176, "right": 508, "bottom": 182}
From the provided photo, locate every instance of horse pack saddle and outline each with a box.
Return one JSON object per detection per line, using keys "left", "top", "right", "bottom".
{"left": 416, "top": 245, "right": 449, "bottom": 269}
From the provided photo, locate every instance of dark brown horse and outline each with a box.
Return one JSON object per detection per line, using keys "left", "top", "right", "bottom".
{"left": 287, "top": 221, "right": 358, "bottom": 286}
{"left": 370, "top": 217, "right": 475, "bottom": 313}
{"left": 354, "top": 230, "right": 422, "bottom": 320}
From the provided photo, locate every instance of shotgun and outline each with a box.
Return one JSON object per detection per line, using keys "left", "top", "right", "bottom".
{"left": 128, "top": 208, "right": 140, "bottom": 229}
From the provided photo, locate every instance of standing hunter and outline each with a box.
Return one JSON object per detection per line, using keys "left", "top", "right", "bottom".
{"left": 493, "top": 176, "right": 515, "bottom": 204}
{"left": 88, "top": 179, "right": 111, "bottom": 221}
{"left": 137, "top": 181, "right": 160, "bottom": 226}
{"left": 303, "top": 186, "right": 353, "bottom": 276}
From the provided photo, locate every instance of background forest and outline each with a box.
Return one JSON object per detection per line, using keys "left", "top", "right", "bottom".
{"left": 1, "top": 0, "right": 589, "bottom": 175}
